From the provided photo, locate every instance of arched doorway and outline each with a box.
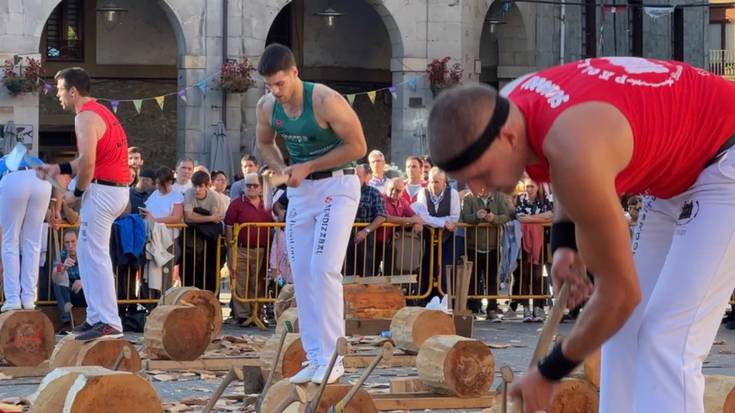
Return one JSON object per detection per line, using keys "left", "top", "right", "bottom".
{"left": 479, "top": 1, "right": 533, "bottom": 89}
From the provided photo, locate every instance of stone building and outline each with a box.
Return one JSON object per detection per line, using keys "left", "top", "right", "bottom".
{"left": 0, "top": 0, "right": 714, "bottom": 171}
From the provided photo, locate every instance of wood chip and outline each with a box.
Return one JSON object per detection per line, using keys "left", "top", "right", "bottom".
{"left": 0, "top": 403, "right": 23, "bottom": 413}
{"left": 179, "top": 397, "right": 208, "bottom": 406}
{"left": 0, "top": 372, "right": 13, "bottom": 380}
{"left": 487, "top": 342, "right": 512, "bottom": 349}
{"left": 713, "top": 339, "right": 726, "bottom": 345}
{"left": 163, "top": 403, "right": 190, "bottom": 412}
{"left": 200, "top": 372, "right": 217, "bottom": 380}
{"left": 153, "top": 374, "right": 177, "bottom": 382}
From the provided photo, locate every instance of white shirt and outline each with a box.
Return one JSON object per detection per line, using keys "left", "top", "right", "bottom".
{"left": 145, "top": 189, "right": 184, "bottom": 220}
{"left": 172, "top": 180, "right": 192, "bottom": 194}
{"left": 412, "top": 187, "right": 461, "bottom": 228}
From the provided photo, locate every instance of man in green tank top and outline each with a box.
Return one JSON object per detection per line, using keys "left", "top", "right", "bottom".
{"left": 255, "top": 44, "right": 366, "bottom": 385}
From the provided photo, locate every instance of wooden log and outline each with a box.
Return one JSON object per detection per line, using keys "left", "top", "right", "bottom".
{"left": 390, "top": 307, "right": 456, "bottom": 354}
{"left": 549, "top": 378, "right": 599, "bottom": 413}
{"left": 416, "top": 335, "right": 494, "bottom": 398}
{"left": 144, "top": 305, "right": 212, "bottom": 361}
{"left": 160, "top": 286, "right": 222, "bottom": 337}
{"left": 49, "top": 335, "right": 141, "bottom": 372}
{"left": 371, "top": 393, "right": 495, "bottom": 410}
{"left": 275, "top": 307, "right": 299, "bottom": 335}
{"left": 31, "top": 366, "right": 162, "bottom": 413}
{"left": 0, "top": 310, "right": 55, "bottom": 366}
{"left": 343, "top": 284, "right": 405, "bottom": 320}
{"left": 307, "top": 383, "right": 377, "bottom": 413}
{"left": 259, "top": 333, "right": 306, "bottom": 381}
{"left": 583, "top": 348, "right": 601, "bottom": 389}
{"left": 705, "top": 375, "right": 735, "bottom": 413}
{"left": 260, "top": 379, "right": 310, "bottom": 413}
{"left": 275, "top": 284, "right": 297, "bottom": 320}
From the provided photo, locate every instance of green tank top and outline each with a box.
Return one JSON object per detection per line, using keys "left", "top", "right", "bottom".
{"left": 272, "top": 82, "right": 355, "bottom": 169}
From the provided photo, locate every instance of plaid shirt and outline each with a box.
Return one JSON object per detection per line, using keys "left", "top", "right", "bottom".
{"left": 355, "top": 184, "right": 387, "bottom": 223}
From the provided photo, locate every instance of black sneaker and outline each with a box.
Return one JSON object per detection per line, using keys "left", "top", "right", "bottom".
{"left": 71, "top": 321, "right": 95, "bottom": 334}
{"left": 75, "top": 323, "right": 123, "bottom": 341}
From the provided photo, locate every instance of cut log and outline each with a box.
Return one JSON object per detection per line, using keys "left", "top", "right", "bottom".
{"left": 49, "top": 335, "right": 141, "bottom": 373}
{"left": 275, "top": 307, "right": 299, "bottom": 335}
{"left": 705, "top": 375, "right": 735, "bottom": 413}
{"left": 144, "top": 305, "right": 212, "bottom": 361}
{"left": 344, "top": 284, "right": 405, "bottom": 320}
{"left": 549, "top": 378, "right": 599, "bottom": 413}
{"left": 390, "top": 307, "right": 456, "bottom": 354}
{"left": 31, "top": 366, "right": 161, "bottom": 413}
{"left": 160, "top": 286, "right": 222, "bottom": 337}
{"left": 0, "top": 310, "right": 55, "bottom": 366}
{"left": 259, "top": 333, "right": 306, "bottom": 381}
{"left": 260, "top": 379, "right": 310, "bottom": 413}
{"left": 275, "top": 284, "right": 297, "bottom": 320}
{"left": 307, "top": 383, "right": 377, "bottom": 413}
{"left": 416, "top": 335, "right": 494, "bottom": 398}
{"left": 583, "top": 348, "right": 601, "bottom": 389}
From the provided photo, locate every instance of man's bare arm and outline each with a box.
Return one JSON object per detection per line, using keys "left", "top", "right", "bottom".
{"left": 73, "top": 111, "right": 102, "bottom": 190}
{"left": 255, "top": 96, "right": 287, "bottom": 173}
{"left": 545, "top": 102, "right": 639, "bottom": 363}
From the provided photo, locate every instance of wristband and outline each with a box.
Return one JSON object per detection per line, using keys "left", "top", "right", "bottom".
{"left": 73, "top": 187, "right": 85, "bottom": 198}
{"left": 537, "top": 342, "right": 580, "bottom": 381}
{"left": 59, "top": 163, "right": 72, "bottom": 175}
{"left": 550, "top": 221, "right": 577, "bottom": 253}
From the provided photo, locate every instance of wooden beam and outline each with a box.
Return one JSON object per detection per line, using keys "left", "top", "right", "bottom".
{"left": 389, "top": 377, "right": 429, "bottom": 394}
{"left": 344, "top": 354, "right": 415, "bottom": 369}
{"left": 345, "top": 318, "right": 392, "bottom": 336}
{"left": 371, "top": 393, "right": 496, "bottom": 410}
{"left": 343, "top": 275, "right": 417, "bottom": 285}
{"left": 0, "top": 361, "right": 51, "bottom": 377}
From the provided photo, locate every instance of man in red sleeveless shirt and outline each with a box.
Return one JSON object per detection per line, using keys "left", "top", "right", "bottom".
{"left": 40, "top": 67, "right": 130, "bottom": 341}
{"left": 429, "top": 57, "right": 735, "bottom": 413}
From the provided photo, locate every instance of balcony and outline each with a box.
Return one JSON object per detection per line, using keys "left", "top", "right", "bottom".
{"left": 709, "top": 49, "right": 735, "bottom": 80}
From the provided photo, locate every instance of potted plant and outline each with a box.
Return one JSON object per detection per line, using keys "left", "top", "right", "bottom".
{"left": 426, "top": 56, "right": 464, "bottom": 97}
{"left": 2, "top": 57, "right": 44, "bottom": 96}
{"left": 216, "top": 57, "right": 256, "bottom": 93}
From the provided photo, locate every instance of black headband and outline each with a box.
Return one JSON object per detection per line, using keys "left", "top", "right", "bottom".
{"left": 435, "top": 95, "right": 510, "bottom": 172}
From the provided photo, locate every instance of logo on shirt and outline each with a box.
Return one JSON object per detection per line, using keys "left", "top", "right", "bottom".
{"left": 324, "top": 196, "right": 333, "bottom": 204}
{"left": 577, "top": 58, "right": 683, "bottom": 88}
{"left": 677, "top": 200, "right": 699, "bottom": 225}
{"left": 275, "top": 119, "right": 283, "bottom": 128}
{"left": 520, "top": 76, "right": 570, "bottom": 109}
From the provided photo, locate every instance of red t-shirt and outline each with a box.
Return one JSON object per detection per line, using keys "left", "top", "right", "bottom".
{"left": 224, "top": 196, "right": 273, "bottom": 247}
{"left": 506, "top": 57, "right": 735, "bottom": 198}
{"left": 378, "top": 194, "right": 416, "bottom": 242}
{"left": 79, "top": 99, "right": 130, "bottom": 185}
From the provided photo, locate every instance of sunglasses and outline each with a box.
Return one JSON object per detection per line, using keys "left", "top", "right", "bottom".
{"left": 245, "top": 183, "right": 260, "bottom": 188}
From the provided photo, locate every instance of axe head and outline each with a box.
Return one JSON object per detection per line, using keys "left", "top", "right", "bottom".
{"left": 5, "top": 143, "right": 27, "bottom": 171}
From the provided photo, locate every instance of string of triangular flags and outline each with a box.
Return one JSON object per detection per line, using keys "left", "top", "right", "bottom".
{"left": 39, "top": 71, "right": 220, "bottom": 114}
{"left": 341, "top": 73, "right": 428, "bottom": 107}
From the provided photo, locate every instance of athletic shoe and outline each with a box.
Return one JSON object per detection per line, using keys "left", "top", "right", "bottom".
{"left": 74, "top": 323, "right": 123, "bottom": 341}
{"left": 504, "top": 309, "right": 518, "bottom": 320}
{"left": 312, "top": 363, "right": 344, "bottom": 384}
{"left": 289, "top": 361, "right": 318, "bottom": 384}
{"left": 72, "top": 321, "right": 95, "bottom": 334}
{"left": 533, "top": 307, "right": 546, "bottom": 323}
{"left": 0, "top": 302, "right": 21, "bottom": 312}
{"left": 522, "top": 308, "right": 533, "bottom": 323}
{"left": 21, "top": 300, "right": 35, "bottom": 310}
{"left": 487, "top": 310, "right": 502, "bottom": 323}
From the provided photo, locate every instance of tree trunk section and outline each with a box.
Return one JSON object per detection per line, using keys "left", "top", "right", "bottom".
{"left": 160, "top": 286, "right": 222, "bottom": 337}
{"left": 390, "top": 307, "right": 456, "bottom": 354}
{"left": 275, "top": 284, "right": 297, "bottom": 320}
{"left": 31, "top": 366, "right": 161, "bottom": 413}
{"left": 309, "top": 383, "right": 377, "bottom": 413}
{"left": 344, "top": 284, "right": 405, "bottom": 320}
{"left": 705, "top": 375, "right": 735, "bottom": 413}
{"left": 0, "top": 310, "right": 54, "bottom": 366}
{"left": 275, "top": 307, "right": 299, "bottom": 336}
{"left": 259, "top": 333, "right": 306, "bottom": 381}
{"left": 549, "top": 378, "right": 599, "bottom": 413}
{"left": 583, "top": 348, "right": 601, "bottom": 389}
{"left": 416, "top": 335, "right": 494, "bottom": 398}
{"left": 49, "top": 335, "right": 141, "bottom": 373}
{"left": 144, "top": 305, "right": 212, "bottom": 361}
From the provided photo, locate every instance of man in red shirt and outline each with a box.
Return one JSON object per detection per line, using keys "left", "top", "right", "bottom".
{"left": 379, "top": 178, "right": 423, "bottom": 275}
{"left": 40, "top": 67, "right": 130, "bottom": 340}
{"left": 428, "top": 57, "right": 735, "bottom": 413}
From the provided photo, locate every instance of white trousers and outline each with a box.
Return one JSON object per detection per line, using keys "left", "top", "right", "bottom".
{"left": 77, "top": 183, "right": 128, "bottom": 331}
{"left": 0, "top": 170, "right": 51, "bottom": 305}
{"left": 286, "top": 175, "right": 360, "bottom": 366}
{"left": 600, "top": 146, "right": 735, "bottom": 413}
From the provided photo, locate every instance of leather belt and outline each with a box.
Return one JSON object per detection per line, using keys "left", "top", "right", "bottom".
{"left": 705, "top": 132, "right": 735, "bottom": 168}
{"left": 92, "top": 179, "right": 128, "bottom": 187}
{"left": 305, "top": 168, "right": 355, "bottom": 180}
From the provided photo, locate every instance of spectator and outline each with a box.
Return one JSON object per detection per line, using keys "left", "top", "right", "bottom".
{"left": 461, "top": 188, "right": 512, "bottom": 320}
{"left": 346, "top": 164, "right": 387, "bottom": 276}
{"left": 128, "top": 166, "right": 138, "bottom": 187}
{"left": 128, "top": 146, "right": 144, "bottom": 172}
{"left": 193, "top": 165, "right": 210, "bottom": 175}
{"left": 141, "top": 167, "right": 185, "bottom": 226}
{"left": 182, "top": 171, "right": 223, "bottom": 293}
{"left": 270, "top": 192, "right": 292, "bottom": 284}
{"left": 126, "top": 168, "right": 156, "bottom": 215}
{"left": 224, "top": 172, "right": 272, "bottom": 327}
{"left": 413, "top": 167, "right": 461, "bottom": 300}
{"left": 210, "top": 170, "right": 231, "bottom": 218}
{"left": 625, "top": 195, "right": 643, "bottom": 229}
{"left": 380, "top": 178, "right": 423, "bottom": 275}
{"left": 172, "top": 158, "right": 194, "bottom": 194}
{"left": 367, "top": 150, "right": 388, "bottom": 194}
{"left": 230, "top": 155, "right": 260, "bottom": 200}
{"left": 51, "top": 231, "right": 86, "bottom": 330}
{"left": 402, "top": 156, "right": 426, "bottom": 204}
{"left": 421, "top": 156, "right": 433, "bottom": 182}
{"left": 511, "top": 177, "right": 553, "bottom": 323}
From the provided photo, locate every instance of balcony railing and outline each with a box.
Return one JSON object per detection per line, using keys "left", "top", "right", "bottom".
{"left": 709, "top": 49, "right": 735, "bottom": 79}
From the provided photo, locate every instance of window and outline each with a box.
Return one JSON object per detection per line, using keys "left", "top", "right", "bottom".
{"left": 43, "top": 0, "right": 84, "bottom": 61}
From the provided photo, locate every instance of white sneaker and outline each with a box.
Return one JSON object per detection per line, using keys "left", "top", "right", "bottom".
{"left": 21, "top": 301, "right": 35, "bottom": 310}
{"left": 289, "top": 362, "right": 318, "bottom": 384}
{"left": 1, "top": 302, "right": 21, "bottom": 312}
{"left": 312, "top": 363, "right": 344, "bottom": 384}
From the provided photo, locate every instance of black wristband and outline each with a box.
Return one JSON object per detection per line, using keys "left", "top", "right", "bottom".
{"left": 550, "top": 221, "right": 577, "bottom": 253}
{"left": 73, "top": 187, "right": 85, "bottom": 198}
{"left": 537, "top": 342, "right": 580, "bottom": 381}
{"left": 59, "top": 163, "right": 72, "bottom": 175}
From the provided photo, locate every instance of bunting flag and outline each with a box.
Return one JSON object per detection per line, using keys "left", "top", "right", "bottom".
{"left": 389, "top": 86, "right": 397, "bottom": 100}
{"left": 367, "top": 91, "right": 377, "bottom": 104}
{"left": 155, "top": 96, "right": 165, "bottom": 110}
{"left": 346, "top": 94, "right": 356, "bottom": 106}
{"left": 408, "top": 78, "right": 418, "bottom": 91}
{"left": 111, "top": 100, "right": 120, "bottom": 113}
{"left": 177, "top": 89, "right": 188, "bottom": 103}
{"left": 133, "top": 99, "right": 143, "bottom": 114}
{"left": 197, "top": 79, "right": 207, "bottom": 95}
{"left": 42, "top": 82, "right": 52, "bottom": 95}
